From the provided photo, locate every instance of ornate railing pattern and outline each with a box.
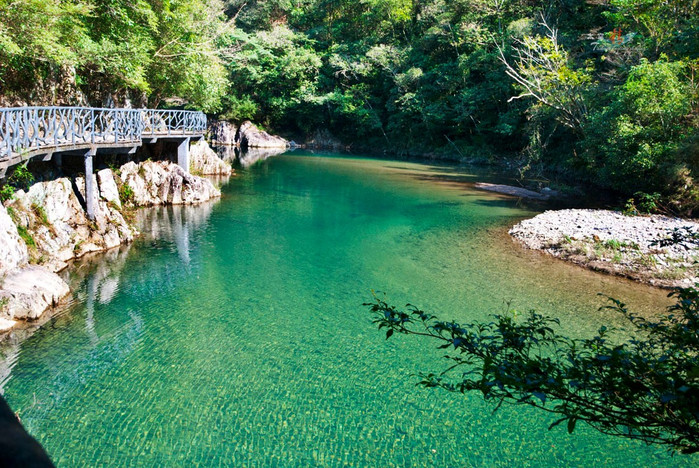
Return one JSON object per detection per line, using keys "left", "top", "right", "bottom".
{"left": 0, "top": 107, "right": 206, "bottom": 160}
{"left": 141, "top": 109, "right": 207, "bottom": 137}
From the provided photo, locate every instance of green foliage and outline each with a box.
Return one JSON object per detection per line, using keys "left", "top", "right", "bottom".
{"left": 8, "top": 165, "right": 35, "bottom": 191}
{"left": 15, "top": 224, "right": 35, "bottom": 250}
{"left": 0, "top": 0, "right": 230, "bottom": 111}
{"left": 224, "top": 25, "right": 323, "bottom": 129}
{"left": 367, "top": 288, "right": 699, "bottom": 454}
{"left": 583, "top": 58, "right": 696, "bottom": 197}
{"left": 30, "top": 202, "right": 49, "bottom": 226}
{"left": 118, "top": 183, "right": 134, "bottom": 206}
{"left": 0, "top": 185, "right": 15, "bottom": 203}
{"left": 3, "top": 0, "right": 699, "bottom": 211}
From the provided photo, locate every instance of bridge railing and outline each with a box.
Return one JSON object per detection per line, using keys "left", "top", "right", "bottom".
{"left": 142, "top": 109, "right": 207, "bottom": 136}
{"left": 0, "top": 107, "right": 206, "bottom": 160}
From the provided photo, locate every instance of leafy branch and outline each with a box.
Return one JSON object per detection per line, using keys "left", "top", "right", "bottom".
{"left": 366, "top": 288, "right": 699, "bottom": 454}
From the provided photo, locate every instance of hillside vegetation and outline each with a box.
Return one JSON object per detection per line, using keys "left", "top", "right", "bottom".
{"left": 1, "top": 1, "right": 698, "bottom": 213}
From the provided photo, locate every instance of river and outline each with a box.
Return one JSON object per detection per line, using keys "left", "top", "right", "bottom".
{"left": 0, "top": 151, "right": 692, "bottom": 466}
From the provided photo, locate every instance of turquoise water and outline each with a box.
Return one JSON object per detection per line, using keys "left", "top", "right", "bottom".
{"left": 0, "top": 152, "right": 693, "bottom": 466}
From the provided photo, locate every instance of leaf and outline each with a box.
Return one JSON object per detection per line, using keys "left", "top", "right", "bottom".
{"left": 567, "top": 417, "right": 577, "bottom": 434}
{"left": 532, "top": 391, "right": 547, "bottom": 404}
{"left": 386, "top": 329, "right": 393, "bottom": 340}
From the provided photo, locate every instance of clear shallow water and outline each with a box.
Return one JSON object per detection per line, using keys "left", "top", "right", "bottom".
{"left": 0, "top": 152, "right": 693, "bottom": 466}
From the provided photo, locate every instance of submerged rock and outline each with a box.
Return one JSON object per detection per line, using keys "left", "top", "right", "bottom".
{"left": 237, "top": 121, "right": 289, "bottom": 149}
{"left": 475, "top": 183, "right": 549, "bottom": 200}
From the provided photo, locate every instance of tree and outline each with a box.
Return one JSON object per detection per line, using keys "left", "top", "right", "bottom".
{"left": 366, "top": 287, "right": 699, "bottom": 454}
{"left": 497, "top": 16, "right": 593, "bottom": 133}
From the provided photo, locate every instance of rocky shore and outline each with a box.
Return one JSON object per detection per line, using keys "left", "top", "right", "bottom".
{"left": 510, "top": 209, "right": 699, "bottom": 288}
{"left": 208, "top": 120, "right": 290, "bottom": 149}
{"left": 0, "top": 143, "right": 231, "bottom": 331}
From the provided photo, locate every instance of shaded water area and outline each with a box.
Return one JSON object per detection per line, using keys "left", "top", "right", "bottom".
{"left": 0, "top": 152, "right": 694, "bottom": 466}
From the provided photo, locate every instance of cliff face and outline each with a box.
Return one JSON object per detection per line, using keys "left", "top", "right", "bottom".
{"left": 0, "top": 149, "right": 230, "bottom": 331}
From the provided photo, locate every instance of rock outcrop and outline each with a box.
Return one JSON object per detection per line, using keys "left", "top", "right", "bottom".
{"left": 207, "top": 120, "right": 238, "bottom": 146}
{"left": 0, "top": 267, "right": 70, "bottom": 321}
{"left": 0, "top": 204, "right": 70, "bottom": 330}
{"left": 510, "top": 209, "right": 699, "bottom": 288}
{"left": 305, "top": 129, "right": 345, "bottom": 151}
{"left": 10, "top": 172, "right": 134, "bottom": 272}
{"left": 0, "top": 205, "right": 28, "bottom": 276}
{"left": 119, "top": 160, "right": 221, "bottom": 206}
{"left": 189, "top": 140, "right": 233, "bottom": 176}
{"left": 0, "top": 154, "right": 227, "bottom": 331}
{"left": 237, "top": 121, "right": 289, "bottom": 149}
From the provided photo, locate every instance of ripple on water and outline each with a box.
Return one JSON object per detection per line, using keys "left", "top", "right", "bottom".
{"left": 0, "top": 152, "right": 693, "bottom": 467}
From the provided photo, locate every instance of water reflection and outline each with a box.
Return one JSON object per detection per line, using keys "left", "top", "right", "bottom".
{"left": 0, "top": 198, "right": 219, "bottom": 402}
{"left": 135, "top": 201, "right": 216, "bottom": 265}
{"left": 214, "top": 145, "right": 287, "bottom": 167}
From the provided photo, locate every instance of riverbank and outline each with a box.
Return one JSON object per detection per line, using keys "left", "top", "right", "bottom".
{"left": 0, "top": 141, "right": 231, "bottom": 331}
{"left": 510, "top": 209, "right": 699, "bottom": 288}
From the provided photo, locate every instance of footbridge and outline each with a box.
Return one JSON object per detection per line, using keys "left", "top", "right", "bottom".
{"left": 0, "top": 106, "right": 206, "bottom": 219}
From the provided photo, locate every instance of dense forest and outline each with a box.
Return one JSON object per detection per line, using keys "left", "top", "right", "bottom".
{"left": 1, "top": 1, "right": 698, "bottom": 213}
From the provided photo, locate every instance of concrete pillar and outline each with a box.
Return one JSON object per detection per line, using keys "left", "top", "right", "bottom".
{"left": 177, "top": 137, "right": 191, "bottom": 173}
{"left": 84, "top": 148, "right": 96, "bottom": 221}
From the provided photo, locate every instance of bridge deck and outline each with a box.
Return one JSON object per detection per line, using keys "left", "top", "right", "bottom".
{"left": 0, "top": 107, "right": 206, "bottom": 176}
{"left": 0, "top": 106, "right": 207, "bottom": 221}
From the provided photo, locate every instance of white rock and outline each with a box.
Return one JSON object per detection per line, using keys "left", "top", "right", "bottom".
{"left": 0, "top": 266, "right": 70, "bottom": 321}
{"left": 190, "top": 140, "right": 232, "bottom": 176}
{"left": 98, "top": 169, "right": 121, "bottom": 209}
{"left": 0, "top": 204, "right": 28, "bottom": 276}
{"left": 237, "top": 121, "right": 289, "bottom": 149}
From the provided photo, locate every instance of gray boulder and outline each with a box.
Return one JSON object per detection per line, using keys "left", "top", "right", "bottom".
{"left": 237, "top": 121, "right": 289, "bottom": 149}
{"left": 189, "top": 140, "right": 233, "bottom": 176}
{"left": 208, "top": 120, "right": 238, "bottom": 146}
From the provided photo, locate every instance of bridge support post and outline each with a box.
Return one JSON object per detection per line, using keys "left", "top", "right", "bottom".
{"left": 84, "top": 148, "right": 96, "bottom": 221}
{"left": 177, "top": 137, "right": 191, "bottom": 174}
